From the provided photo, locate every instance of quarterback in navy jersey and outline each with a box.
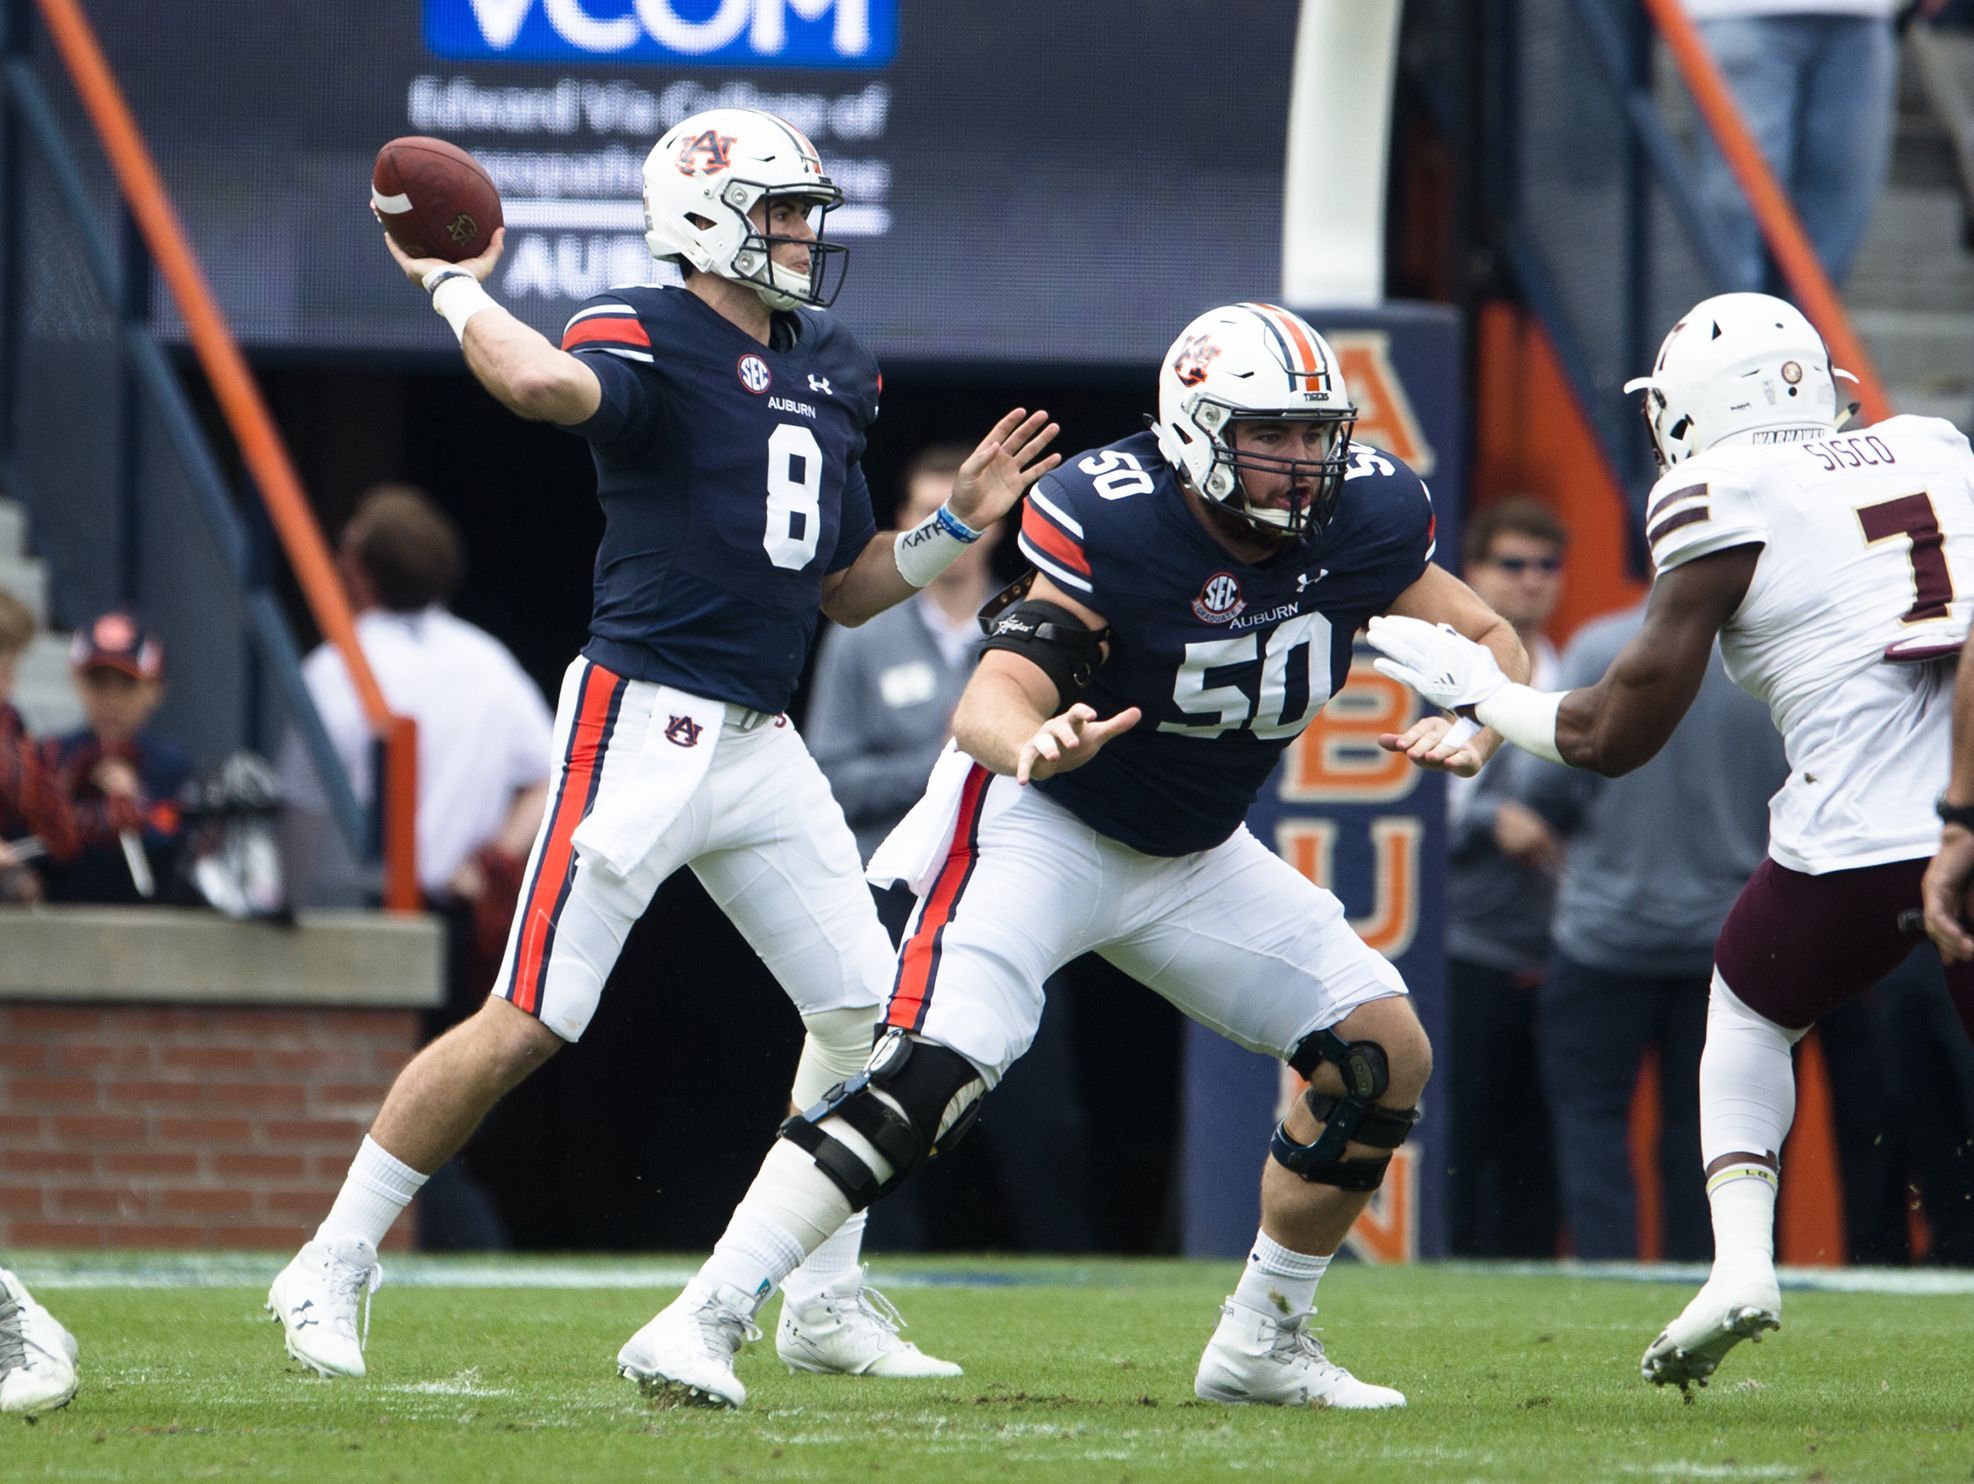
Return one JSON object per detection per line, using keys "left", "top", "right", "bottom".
{"left": 272, "top": 107, "right": 1060, "bottom": 1398}
{"left": 665, "top": 303, "right": 1528, "bottom": 1412}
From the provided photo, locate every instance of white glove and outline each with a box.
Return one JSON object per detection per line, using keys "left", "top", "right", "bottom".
{"left": 1365, "top": 615, "right": 1509, "bottom": 712}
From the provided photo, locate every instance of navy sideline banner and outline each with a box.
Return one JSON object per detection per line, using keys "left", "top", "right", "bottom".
{"left": 1180, "top": 301, "right": 1465, "bottom": 1264}
{"left": 83, "top": 0, "right": 1300, "bottom": 366}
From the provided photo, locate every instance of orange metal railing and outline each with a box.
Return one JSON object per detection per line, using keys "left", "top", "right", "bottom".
{"left": 1643, "top": 0, "right": 1893, "bottom": 423}
{"left": 31, "top": 0, "right": 418, "bottom": 910}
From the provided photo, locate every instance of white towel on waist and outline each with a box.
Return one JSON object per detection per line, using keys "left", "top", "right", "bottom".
{"left": 866, "top": 742, "right": 975, "bottom": 896}
{"left": 571, "top": 687, "right": 725, "bottom": 877}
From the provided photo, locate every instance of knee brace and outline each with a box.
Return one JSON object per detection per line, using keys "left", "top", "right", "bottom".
{"left": 1272, "top": 1026, "right": 1421, "bottom": 1190}
{"left": 778, "top": 1029, "right": 986, "bottom": 1210}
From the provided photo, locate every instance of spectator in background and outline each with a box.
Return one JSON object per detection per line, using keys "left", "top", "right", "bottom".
{"left": 809, "top": 445, "right": 997, "bottom": 880}
{"left": 0, "top": 593, "right": 74, "bottom": 903}
{"left": 280, "top": 485, "right": 555, "bottom": 1250}
{"left": 1443, "top": 499, "right": 1567, "bottom": 1258}
{"left": 40, "top": 611, "right": 191, "bottom": 906}
{"left": 1685, "top": 0, "right": 1901, "bottom": 292}
{"left": 1523, "top": 604, "right": 1786, "bottom": 1260}
{"left": 807, "top": 446, "right": 1095, "bottom": 1253}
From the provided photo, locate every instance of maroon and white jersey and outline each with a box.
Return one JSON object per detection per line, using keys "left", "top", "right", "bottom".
{"left": 1646, "top": 414, "right": 1974, "bottom": 873}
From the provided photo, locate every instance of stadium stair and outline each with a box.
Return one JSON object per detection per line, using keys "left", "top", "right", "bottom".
{"left": 1847, "top": 26, "right": 1974, "bottom": 426}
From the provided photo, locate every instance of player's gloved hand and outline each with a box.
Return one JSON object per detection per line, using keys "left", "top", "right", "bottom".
{"left": 1365, "top": 615, "right": 1510, "bottom": 714}
{"left": 1016, "top": 703, "right": 1141, "bottom": 785}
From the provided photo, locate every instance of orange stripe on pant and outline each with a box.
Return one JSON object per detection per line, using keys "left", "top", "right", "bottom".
{"left": 887, "top": 763, "right": 993, "bottom": 1034}
{"left": 507, "top": 662, "right": 624, "bottom": 1016}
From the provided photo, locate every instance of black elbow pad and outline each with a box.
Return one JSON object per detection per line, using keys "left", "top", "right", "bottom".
{"left": 979, "top": 599, "right": 1109, "bottom": 708}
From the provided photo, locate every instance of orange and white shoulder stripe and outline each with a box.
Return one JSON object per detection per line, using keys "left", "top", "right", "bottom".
{"left": 561, "top": 301, "right": 652, "bottom": 363}
{"left": 1018, "top": 487, "right": 1093, "bottom": 595}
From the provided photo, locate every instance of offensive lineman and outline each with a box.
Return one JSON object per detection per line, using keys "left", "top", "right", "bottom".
{"left": 1367, "top": 292, "right": 1974, "bottom": 1395}
{"left": 616, "top": 303, "right": 1528, "bottom": 1408}
{"left": 269, "top": 108, "right": 1060, "bottom": 1382}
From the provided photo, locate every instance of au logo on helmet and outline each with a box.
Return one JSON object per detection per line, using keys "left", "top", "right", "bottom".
{"left": 1173, "top": 334, "right": 1221, "bottom": 388}
{"left": 675, "top": 129, "right": 737, "bottom": 177}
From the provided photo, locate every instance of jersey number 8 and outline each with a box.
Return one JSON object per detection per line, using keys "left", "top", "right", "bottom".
{"left": 763, "top": 423, "right": 824, "bottom": 571}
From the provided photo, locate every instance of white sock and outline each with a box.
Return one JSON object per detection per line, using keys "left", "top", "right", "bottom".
{"left": 316, "top": 1136, "right": 427, "bottom": 1249}
{"left": 696, "top": 1141, "right": 855, "bottom": 1307}
{"left": 1230, "top": 1230, "right": 1332, "bottom": 1320}
{"left": 1699, "top": 971, "right": 1805, "bottom": 1167}
{"left": 783, "top": 1210, "right": 868, "bottom": 1305}
{"left": 1706, "top": 1163, "right": 1779, "bottom": 1281}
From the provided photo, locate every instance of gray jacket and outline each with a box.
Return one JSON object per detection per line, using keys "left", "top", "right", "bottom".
{"left": 1524, "top": 604, "right": 1787, "bottom": 978}
{"left": 807, "top": 596, "right": 980, "bottom": 862}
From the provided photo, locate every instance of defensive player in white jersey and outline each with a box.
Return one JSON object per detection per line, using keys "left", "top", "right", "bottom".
{"left": 1367, "top": 292, "right": 1974, "bottom": 1395}
{"left": 615, "top": 302, "right": 1528, "bottom": 1409}
{"left": 268, "top": 107, "right": 1059, "bottom": 1385}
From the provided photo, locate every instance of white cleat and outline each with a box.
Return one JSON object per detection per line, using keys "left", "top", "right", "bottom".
{"left": 617, "top": 1283, "right": 760, "bottom": 1409}
{"left": 1641, "top": 1272, "right": 1782, "bottom": 1397}
{"left": 266, "top": 1235, "right": 382, "bottom": 1379}
{"left": 1195, "top": 1300, "right": 1405, "bottom": 1409}
{"left": 776, "top": 1268, "right": 962, "bottom": 1379}
{"left": 0, "top": 1268, "right": 79, "bottom": 1418}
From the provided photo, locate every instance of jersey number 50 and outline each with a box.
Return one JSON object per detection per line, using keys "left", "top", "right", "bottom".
{"left": 1160, "top": 613, "right": 1336, "bottom": 740}
{"left": 763, "top": 423, "right": 824, "bottom": 570}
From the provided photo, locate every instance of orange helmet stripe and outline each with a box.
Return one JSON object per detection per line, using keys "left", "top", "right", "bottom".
{"left": 1248, "top": 301, "right": 1322, "bottom": 377}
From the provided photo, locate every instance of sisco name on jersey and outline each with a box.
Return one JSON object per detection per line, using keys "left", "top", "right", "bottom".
{"left": 768, "top": 395, "right": 818, "bottom": 418}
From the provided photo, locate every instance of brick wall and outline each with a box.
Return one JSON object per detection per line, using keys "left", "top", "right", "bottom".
{"left": 0, "top": 1003, "right": 421, "bottom": 1250}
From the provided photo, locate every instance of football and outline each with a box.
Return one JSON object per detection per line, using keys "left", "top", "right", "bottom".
{"left": 370, "top": 136, "right": 502, "bottom": 262}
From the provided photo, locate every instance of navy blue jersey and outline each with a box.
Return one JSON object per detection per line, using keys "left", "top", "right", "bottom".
{"left": 560, "top": 285, "right": 881, "bottom": 713}
{"left": 1020, "top": 431, "right": 1435, "bottom": 855}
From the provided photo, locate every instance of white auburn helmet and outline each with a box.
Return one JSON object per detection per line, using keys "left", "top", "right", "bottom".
{"left": 1153, "top": 303, "right": 1356, "bottom": 540}
{"left": 642, "top": 107, "right": 846, "bottom": 311}
{"left": 1623, "top": 292, "right": 1857, "bottom": 468}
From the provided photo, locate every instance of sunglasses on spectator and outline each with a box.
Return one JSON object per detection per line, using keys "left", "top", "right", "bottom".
{"left": 1487, "top": 555, "right": 1562, "bottom": 574}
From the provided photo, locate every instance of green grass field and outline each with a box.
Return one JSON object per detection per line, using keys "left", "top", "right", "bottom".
{"left": 7, "top": 1254, "right": 1973, "bottom": 1482}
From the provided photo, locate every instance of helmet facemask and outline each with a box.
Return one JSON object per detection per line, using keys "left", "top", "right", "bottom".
{"left": 724, "top": 186, "right": 848, "bottom": 310}
{"left": 1190, "top": 400, "right": 1356, "bottom": 542}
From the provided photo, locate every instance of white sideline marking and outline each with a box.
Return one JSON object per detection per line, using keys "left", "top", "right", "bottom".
{"left": 1447, "top": 1260, "right": 1974, "bottom": 1296}
{"left": 18, "top": 1253, "right": 1974, "bottom": 1295}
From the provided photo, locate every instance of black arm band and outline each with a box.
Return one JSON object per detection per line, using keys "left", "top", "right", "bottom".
{"left": 979, "top": 599, "right": 1109, "bottom": 709}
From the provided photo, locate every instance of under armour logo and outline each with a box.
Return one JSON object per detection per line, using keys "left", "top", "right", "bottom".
{"left": 665, "top": 714, "right": 704, "bottom": 748}
{"left": 291, "top": 1300, "right": 318, "bottom": 1329}
{"left": 807, "top": 374, "right": 832, "bottom": 396}
{"left": 1296, "top": 569, "right": 1329, "bottom": 592}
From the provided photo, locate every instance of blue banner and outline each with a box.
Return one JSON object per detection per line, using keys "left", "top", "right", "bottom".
{"left": 425, "top": 0, "right": 898, "bottom": 67}
{"left": 1180, "top": 300, "right": 1465, "bottom": 1263}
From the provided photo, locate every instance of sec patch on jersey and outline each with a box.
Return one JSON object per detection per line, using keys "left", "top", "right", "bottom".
{"left": 371, "top": 136, "right": 502, "bottom": 261}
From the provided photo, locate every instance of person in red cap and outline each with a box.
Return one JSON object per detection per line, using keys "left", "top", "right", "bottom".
{"left": 39, "top": 610, "right": 191, "bottom": 904}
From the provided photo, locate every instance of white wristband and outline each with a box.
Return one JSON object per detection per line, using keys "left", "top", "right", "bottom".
{"left": 1474, "top": 683, "right": 1566, "bottom": 763}
{"left": 892, "top": 502, "right": 982, "bottom": 588}
{"left": 427, "top": 270, "right": 495, "bottom": 343}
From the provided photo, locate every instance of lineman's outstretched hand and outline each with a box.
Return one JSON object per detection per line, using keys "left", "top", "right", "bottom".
{"left": 1923, "top": 825, "right": 1974, "bottom": 964}
{"left": 947, "top": 409, "right": 1062, "bottom": 531}
{"left": 1377, "top": 712, "right": 1492, "bottom": 778}
{"left": 1016, "top": 703, "right": 1141, "bottom": 785}
{"left": 375, "top": 203, "right": 506, "bottom": 289}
